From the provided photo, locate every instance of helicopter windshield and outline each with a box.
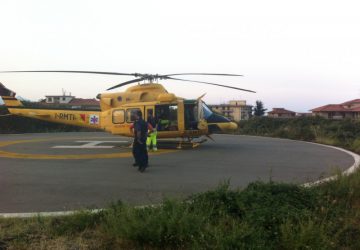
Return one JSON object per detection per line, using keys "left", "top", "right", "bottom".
{"left": 201, "top": 101, "right": 213, "bottom": 119}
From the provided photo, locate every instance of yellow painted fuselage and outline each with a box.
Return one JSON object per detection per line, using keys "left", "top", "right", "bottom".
{"left": 1, "top": 83, "right": 238, "bottom": 138}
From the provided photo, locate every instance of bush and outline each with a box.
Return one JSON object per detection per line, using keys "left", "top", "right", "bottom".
{"left": 102, "top": 199, "right": 207, "bottom": 248}
{"left": 238, "top": 117, "right": 360, "bottom": 153}
{"left": 280, "top": 219, "right": 331, "bottom": 249}
{"left": 50, "top": 211, "right": 104, "bottom": 235}
{"left": 2, "top": 173, "right": 360, "bottom": 249}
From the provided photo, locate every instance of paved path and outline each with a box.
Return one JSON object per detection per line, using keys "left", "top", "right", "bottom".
{"left": 0, "top": 132, "right": 355, "bottom": 213}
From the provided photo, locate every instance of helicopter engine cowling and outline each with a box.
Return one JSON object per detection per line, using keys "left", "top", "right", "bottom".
{"left": 157, "top": 93, "right": 176, "bottom": 102}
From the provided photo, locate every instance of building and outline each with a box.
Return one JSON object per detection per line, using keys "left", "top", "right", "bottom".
{"left": 268, "top": 108, "right": 296, "bottom": 118}
{"left": 296, "top": 112, "right": 312, "bottom": 118}
{"left": 311, "top": 99, "right": 360, "bottom": 120}
{"left": 209, "top": 100, "right": 252, "bottom": 122}
{"left": 40, "top": 92, "right": 100, "bottom": 110}
{"left": 45, "top": 94, "right": 75, "bottom": 104}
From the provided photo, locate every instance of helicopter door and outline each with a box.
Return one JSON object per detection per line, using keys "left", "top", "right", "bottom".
{"left": 145, "top": 106, "right": 154, "bottom": 122}
{"left": 184, "top": 102, "right": 198, "bottom": 130}
{"left": 197, "top": 95, "right": 207, "bottom": 130}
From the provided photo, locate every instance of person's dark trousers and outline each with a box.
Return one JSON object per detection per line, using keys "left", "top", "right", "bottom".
{"left": 133, "top": 141, "right": 148, "bottom": 169}
{"left": 132, "top": 140, "right": 138, "bottom": 166}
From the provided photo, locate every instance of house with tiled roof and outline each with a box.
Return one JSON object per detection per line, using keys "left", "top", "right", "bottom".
{"left": 311, "top": 99, "right": 360, "bottom": 119}
{"left": 67, "top": 98, "right": 99, "bottom": 106}
{"left": 40, "top": 93, "right": 100, "bottom": 110}
{"left": 268, "top": 108, "right": 296, "bottom": 118}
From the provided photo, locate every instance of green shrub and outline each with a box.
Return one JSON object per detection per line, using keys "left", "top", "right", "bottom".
{"left": 236, "top": 182, "right": 318, "bottom": 244}
{"left": 2, "top": 172, "right": 360, "bottom": 249}
{"left": 102, "top": 199, "right": 207, "bottom": 248}
{"left": 280, "top": 219, "right": 331, "bottom": 250}
{"left": 50, "top": 211, "right": 104, "bottom": 235}
{"left": 238, "top": 117, "right": 360, "bottom": 152}
{"left": 189, "top": 182, "right": 242, "bottom": 219}
{"left": 351, "top": 138, "right": 360, "bottom": 153}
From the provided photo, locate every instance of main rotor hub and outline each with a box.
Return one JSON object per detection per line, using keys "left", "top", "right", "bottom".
{"left": 134, "top": 73, "right": 165, "bottom": 83}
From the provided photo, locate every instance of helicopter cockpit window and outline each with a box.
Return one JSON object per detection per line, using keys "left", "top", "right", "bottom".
{"left": 155, "top": 105, "right": 178, "bottom": 131}
{"left": 126, "top": 108, "right": 141, "bottom": 123}
{"left": 202, "top": 102, "right": 213, "bottom": 119}
{"left": 113, "top": 109, "right": 125, "bottom": 124}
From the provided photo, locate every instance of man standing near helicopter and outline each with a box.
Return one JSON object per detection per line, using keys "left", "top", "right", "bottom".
{"left": 131, "top": 110, "right": 153, "bottom": 172}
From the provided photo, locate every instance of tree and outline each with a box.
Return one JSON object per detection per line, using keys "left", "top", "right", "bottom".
{"left": 253, "top": 100, "right": 267, "bottom": 117}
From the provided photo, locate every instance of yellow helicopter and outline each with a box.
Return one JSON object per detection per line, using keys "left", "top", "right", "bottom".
{"left": 0, "top": 71, "right": 255, "bottom": 147}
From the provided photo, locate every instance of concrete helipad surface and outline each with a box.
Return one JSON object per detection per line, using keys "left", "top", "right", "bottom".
{"left": 0, "top": 132, "right": 355, "bottom": 213}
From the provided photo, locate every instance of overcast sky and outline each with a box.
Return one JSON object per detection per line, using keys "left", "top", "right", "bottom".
{"left": 0, "top": 0, "right": 359, "bottom": 112}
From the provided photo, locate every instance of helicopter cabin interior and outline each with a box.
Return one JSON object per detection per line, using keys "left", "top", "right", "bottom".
{"left": 112, "top": 100, "right": 201, "bottom": 135}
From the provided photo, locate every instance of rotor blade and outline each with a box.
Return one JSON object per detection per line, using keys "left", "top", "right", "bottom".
{"left": 197, "top": 93, "right": 207, "bottom": 101}
{"left": 0, "top": 70, "right": 138, "bottom": 77}
{"left": 165, "top": 76, "right": 256, "bottom": 93}
{"left": 165, "top": 73, "right": 243, "bottom": 77}
{"left": 107, "top": 77, "right": 146, "bottom": 91}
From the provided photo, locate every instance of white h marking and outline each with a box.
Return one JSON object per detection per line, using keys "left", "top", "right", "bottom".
{"left": 52, "top": 141, "right": 128, "bottom": 149}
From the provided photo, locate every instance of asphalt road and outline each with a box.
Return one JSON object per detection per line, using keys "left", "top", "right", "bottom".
{"left": 0, "top": 132, "right": 355, "bottom": 213}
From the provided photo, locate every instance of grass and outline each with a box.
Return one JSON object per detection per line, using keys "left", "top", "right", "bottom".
{"left": 1, "top": 173, "right": 360, "bottom": 249}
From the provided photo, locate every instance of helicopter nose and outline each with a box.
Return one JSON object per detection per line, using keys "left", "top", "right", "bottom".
{"left": 228, "top": 122, "right": 238, "bottom": 131}
{"left": 221, "top": 122, "right": 238, "bottom": 131}
{"left": 206, "top": 113, "right": 238, "bottom": 133}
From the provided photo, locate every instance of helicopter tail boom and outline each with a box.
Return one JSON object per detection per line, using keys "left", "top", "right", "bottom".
{"left": 0, "top": 83, "right": 102, "bottom": 130}
{"left": 0, "top": 83, "right": 23, "bottom": 107}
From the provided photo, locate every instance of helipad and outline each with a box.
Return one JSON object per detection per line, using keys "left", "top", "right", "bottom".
{"left": 0, "top": 132, "right": 355, "bottom": 213}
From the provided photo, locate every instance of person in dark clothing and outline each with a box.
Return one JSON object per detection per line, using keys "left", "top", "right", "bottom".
{"left": 131, "top": 110, "right": 153, "bottom": 172}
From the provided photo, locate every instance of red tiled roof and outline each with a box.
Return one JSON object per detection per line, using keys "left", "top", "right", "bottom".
{"left": 68, "top": 98, "right": 99, "bottom": 106}
{"left": 341, "top": 99, "right": 360, "bottom": 105}
{"left": 311, "top": 104, "right": 348, "bottom": 112}
{"left": 268, "top": 108, "right": 295, "bottom": 114}
{"left": 311, "top": 99, "right": 360, "bottom": 112}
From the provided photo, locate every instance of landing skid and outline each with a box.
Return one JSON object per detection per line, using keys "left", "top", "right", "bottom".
{"left": 157, "top": 138, "right": 207, "bottom": 149}
{"left": 121, "top": 138, "right": 208, "bottom": 150}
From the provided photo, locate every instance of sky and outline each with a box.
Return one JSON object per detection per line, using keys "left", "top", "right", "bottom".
{"left": 0, "top": 0, "right": 359, "bottom": 112}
